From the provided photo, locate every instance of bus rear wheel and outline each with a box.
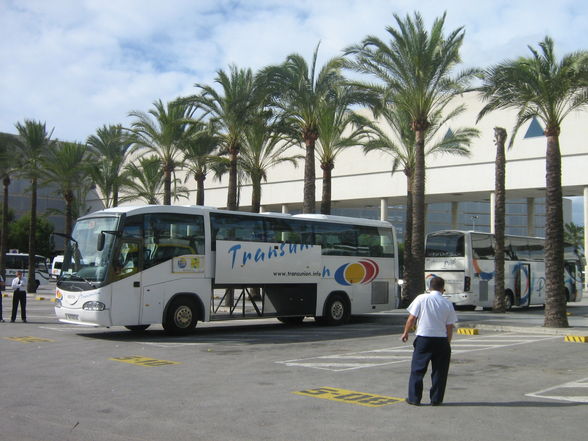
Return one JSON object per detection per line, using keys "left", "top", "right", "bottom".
{"left": 163, "top": 298, "right": 199, "bottom": 334}
{"left": 320, "top": 294, "right": 350, "bottom": 326}
{"left": 504, "top": 292, "right": 514, "bottom": 311}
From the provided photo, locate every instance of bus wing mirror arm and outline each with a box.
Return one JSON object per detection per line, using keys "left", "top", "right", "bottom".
{"left": 97, "top": 230, "right": 120, "bottom": 252}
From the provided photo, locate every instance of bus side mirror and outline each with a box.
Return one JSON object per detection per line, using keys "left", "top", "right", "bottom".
{"left": 97, "top": 232, "right": 105, "bottom": 252}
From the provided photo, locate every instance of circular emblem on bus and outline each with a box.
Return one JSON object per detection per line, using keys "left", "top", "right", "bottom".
{"left": 334, "top": 259, "right": 379, "bottom": 286}
{"left": 177, "top": 258, "right": 187, "bottom": 269}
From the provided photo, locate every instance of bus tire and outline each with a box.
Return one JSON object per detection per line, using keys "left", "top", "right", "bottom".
{"left": 504, "top": 291, "right": 514, "bottom": 311}
{"left": 163, "top": 297, "right": 199, "bottom": 335}
{"left": 125, "top": 325, "right": 150, "bottom": 332}
{"left": 321, "top": 294, "right": 350, "bottom": 326}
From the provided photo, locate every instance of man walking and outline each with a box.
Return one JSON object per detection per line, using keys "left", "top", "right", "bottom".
{"left": 400, "top": 276, "right": 457, "bottom": 406}
{"left": 10, "top": 271, "right": 27, "bottom": 323}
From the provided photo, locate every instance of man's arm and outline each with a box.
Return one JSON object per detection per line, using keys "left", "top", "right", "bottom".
{"left": 401, "top": 314, "right": 417, "bottom": 343}
{"left": 446, "top": 324, "right": 454, "bottom": 343}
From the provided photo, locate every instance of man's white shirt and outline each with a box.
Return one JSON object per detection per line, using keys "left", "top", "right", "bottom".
{"left": 407, "top": 291, "right": 458, "bottom": 337}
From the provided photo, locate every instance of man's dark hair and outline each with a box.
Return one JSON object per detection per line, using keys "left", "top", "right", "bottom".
{"left": 429, "top": 276, "right": 445, "bottom": 292}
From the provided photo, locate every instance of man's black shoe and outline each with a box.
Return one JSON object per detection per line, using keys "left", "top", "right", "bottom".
{"left": 405, "top": 398, "right": 420, "bottom": 406}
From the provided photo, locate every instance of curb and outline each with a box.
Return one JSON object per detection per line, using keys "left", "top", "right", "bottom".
{"left": 459, "top": 322, "right": 588, "bottom": 336}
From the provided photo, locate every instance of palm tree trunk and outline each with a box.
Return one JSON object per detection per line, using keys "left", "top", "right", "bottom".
{"left": 493, "top": 128, "right": 507, "bottom": 312}
{"left": 408, "top": 128, "right": 427, "bottom": 301}
{"left": 543, "top": 132, "right": 568, "bottom": 327}
{"left": 303, "top": 133, "right": 318, "bottom": 214}
{"left": 163, "top": 164, "right": 172, "bottom": 205}
{"left": 27, "top": 177, "right": 37, "bottom": 293}
{"left": 251, "top": 177, "right": 262, "bottom": 214}
{"left": 227, "top": 147, "right": 239, "bottom": 211}
{"left": 0, "top": 176, "right": 9, "bottom": 279}
{"left": 401, "top": 170, "right": 414, "bottom": 306}
{"left": 195, "top": 174, "right": 205, "bottom": 206}
{"left": 320, "top": 162, "right": 334, "bottom": 215}
{"left": 65, "top": 190, "right": 74, "bottom": 238}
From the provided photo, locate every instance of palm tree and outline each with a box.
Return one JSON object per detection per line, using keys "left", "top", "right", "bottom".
{"left": 87, "top": 124, "right": 133, "bottom": 207}
{"left": 12, "top": 120, "right": 54, "bottom": 293}
{"left": 129, "top": 99, "right": 196, "bottom": 205}
{"left": 315, "top": 86, "right": 372, "bottom": 214}
{"left": 43, "top": 142, "right": 94, "bottom": 237}
{"left": 363, "top": 104, "right": 477, "bottom": 304}
{"left": 120, "top": 156, "right": 189, "bottom": 205}
{"left": 182, "top": 125, "right": 220, "bottom": 206}
{"left": 0, "top": 133, "right": 17, "bottom": 280}
{"left": 187, "top": 66, "right": 262, "bottom": 211}
{"left": 564, "top": 222, "right": 584, "bottom": 251}
{"left": 493, "top": 127, "right": 508, "bottom": 312}
{"left": 239, "top": 110, "right": 302, "bottom": 213}
{"left": 260, "top": 44, "right": 345, "bottom": 213}
{"left": 345, "top": 12, "right": 475, "bottom": 301}
{"left": 477, "top": 37, "right": 588, "bottom": 327}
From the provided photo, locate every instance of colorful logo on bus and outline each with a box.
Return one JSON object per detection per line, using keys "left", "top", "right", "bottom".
{"left": 334, "top": 259, "right": 380, "bottom": 286}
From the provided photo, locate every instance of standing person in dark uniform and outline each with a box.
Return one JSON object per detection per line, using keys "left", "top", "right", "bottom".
{"left": 400, "top": 276, "right": 457, "bottom": 406}
{"left": 10, "top": 271, "right": 27, "bottom": 323}
{"left": 0, "top": 274, "right": 4, "bottom": 322}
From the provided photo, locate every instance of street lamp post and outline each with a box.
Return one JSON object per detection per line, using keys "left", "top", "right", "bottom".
{"left": 471, "top": 215, "right": 479, "bottom": 231}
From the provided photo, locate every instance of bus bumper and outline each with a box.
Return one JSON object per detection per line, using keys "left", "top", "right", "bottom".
{"left": 54, "top": 305, "right": 111, "bottom": 327}
{"left": 442, "top": 292, "right": 474, "bottom": 306}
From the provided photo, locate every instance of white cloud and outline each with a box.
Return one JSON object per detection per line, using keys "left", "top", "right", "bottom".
{"left": 1, "top": 0, "right": 587, "bottom": 141}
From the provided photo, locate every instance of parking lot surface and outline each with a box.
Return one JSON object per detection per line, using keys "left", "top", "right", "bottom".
{"left": 1, "top": 287, "right": 587, "bottom": 441}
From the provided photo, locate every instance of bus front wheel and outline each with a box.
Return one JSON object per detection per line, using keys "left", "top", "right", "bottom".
{"left": 163, "top": 298, "right": 199, "bottom": 334}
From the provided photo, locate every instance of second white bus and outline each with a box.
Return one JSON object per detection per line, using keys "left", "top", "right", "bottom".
{"left": 55, "top": 205, "right": 400, "bottom": 333}
{"left": 425, "top": 230, "right": 583, "bottom": 310}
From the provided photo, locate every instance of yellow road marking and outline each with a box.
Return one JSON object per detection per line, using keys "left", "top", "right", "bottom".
{"left": 4, "top": 336, "right": 55, "bottom": 343}
{"left": 564, "top": 335, "right": 588, "bottom": 343}
{"left": 457, "top": 328, "right": 479, "bottom": 335}
{"left": 110, "top": 356, "right": 181, "bottom": 367}
{"left": 294, "top": 387, "right": 403, "bottom": 407}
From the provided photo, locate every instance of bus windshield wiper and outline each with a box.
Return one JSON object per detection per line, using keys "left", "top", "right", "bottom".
{"left": 63, "top": 272, "right": 96, "bottom": 289}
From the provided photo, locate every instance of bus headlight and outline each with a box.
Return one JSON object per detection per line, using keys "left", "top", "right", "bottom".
{"left": 83, "top": 301, "right": 106, "bottom": 311}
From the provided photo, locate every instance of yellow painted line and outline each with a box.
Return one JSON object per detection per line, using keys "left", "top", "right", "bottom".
{"left": 110, "top": 356, "right": 181, "bottom": 367}
{"left": 457, "top": 328, "right": 479, "bottom": 335}
{"left": 294, "top": 387, "right": 403, "bottom": 407}
{"left": 564, "top": 336, "right": 588, "bottom": 343}
{"left": 4, "top": 336, "right": 55, "bottom": 343}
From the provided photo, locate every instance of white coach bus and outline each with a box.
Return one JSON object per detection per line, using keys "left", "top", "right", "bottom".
{"left": 55, "top": 205, "right": 400, "bottom": 333}
{"left": 5, "top": 252, "right": 51, "bottom": 288}
{"left": 424, "top": 230, "right": 583, "bottom": 310}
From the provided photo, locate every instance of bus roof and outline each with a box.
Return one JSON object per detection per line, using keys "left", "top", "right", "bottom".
{"left": 78, "top": 205, "right": 395, "bottom": 229}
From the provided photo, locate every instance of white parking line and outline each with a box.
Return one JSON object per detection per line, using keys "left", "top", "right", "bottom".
{"left": 276, "top": 333, "right": 559, "bottom": 372}
{"left": 526, "top": 377, "right": 588, "bottom": 403}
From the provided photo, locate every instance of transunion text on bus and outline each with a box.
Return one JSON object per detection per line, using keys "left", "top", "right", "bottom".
{"left": 227, "top": 243, "right": 316, "bottom": 269}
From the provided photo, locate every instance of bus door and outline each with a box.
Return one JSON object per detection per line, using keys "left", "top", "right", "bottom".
{"left": 515, "top": 263, "right": 531, "bottom": 307}
{"left": 110, "top": 238, "right": 143, "bottom": 326}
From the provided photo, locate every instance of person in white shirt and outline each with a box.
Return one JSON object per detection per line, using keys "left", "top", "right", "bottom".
{"left": 10, "top": 271, "right": 27, "bottom": 323}
{"left": 400, "top": 276, "right": 457, "bottom": 406}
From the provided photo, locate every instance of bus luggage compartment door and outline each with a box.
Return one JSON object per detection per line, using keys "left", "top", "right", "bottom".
{"left": 264, "top": 284, "right": 317, "bottom": 316}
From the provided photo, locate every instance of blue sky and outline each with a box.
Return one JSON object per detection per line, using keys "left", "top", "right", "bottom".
{"left": 2, "top": 0, "right": 587, "bottom": 142}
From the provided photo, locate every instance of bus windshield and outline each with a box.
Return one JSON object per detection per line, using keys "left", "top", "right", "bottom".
{"left": 60, "top": 216, "right": 120, "bottom": 286}
{"left": 425, "top": 233, "right": 465, "bottom": 258}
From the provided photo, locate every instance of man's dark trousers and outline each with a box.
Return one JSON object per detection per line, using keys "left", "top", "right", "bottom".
{"left": 11, "top": 289, "right": 26, "bottom": 321}
{"left": 408, "top": 336, "right": 451, "bottom": 404}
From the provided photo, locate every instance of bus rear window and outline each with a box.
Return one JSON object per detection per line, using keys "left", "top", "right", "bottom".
{"left": 425, "top": 233, "right": 465, "bottom": 257}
